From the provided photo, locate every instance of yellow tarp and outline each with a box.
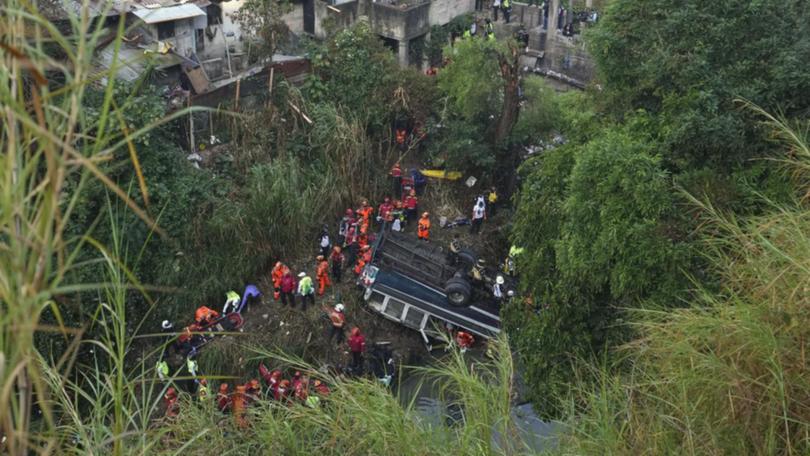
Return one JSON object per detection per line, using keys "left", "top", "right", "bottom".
{"left": 420, "top": 169, "right": 463, "bottom": 181}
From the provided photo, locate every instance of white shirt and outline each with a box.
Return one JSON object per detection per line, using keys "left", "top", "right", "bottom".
{"left": 473, "top": 204, "right": 485, "bottom": 220}
{"left": 320, "top": 235, "right": 330, "bottom": 248}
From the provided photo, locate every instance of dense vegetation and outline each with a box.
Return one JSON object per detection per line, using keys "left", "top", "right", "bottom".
{"left": 504, "top": 0, "right": 810, "bottom": 419}
{"left": 3, "top": 0, "right": 810, "bottom": 454}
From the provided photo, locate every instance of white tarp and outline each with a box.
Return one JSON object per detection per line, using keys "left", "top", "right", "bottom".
{"left": 133, "top": 4, "right": 206, "bottom": 28}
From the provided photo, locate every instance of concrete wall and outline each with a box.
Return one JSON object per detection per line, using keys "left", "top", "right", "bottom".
{"left": 314, "top": 0, "right": 358, "bottom": 38}
{"left": 371, "top": 1, "right": 430, "bottom": 40}
{"left": 428, "top": 0, "right": 474, "bottom": 26}
{"left": 149, "top": 18, "right": 198, "bottom": 59}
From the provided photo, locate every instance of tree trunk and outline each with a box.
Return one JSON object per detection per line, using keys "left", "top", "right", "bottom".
{"left": 495, "top": 41, "right": 521, "bottom": 193}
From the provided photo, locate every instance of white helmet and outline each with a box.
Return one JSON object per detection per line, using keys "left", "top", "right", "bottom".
{"left": 335, "top": 304, "right": 345, "bottom": 312}
{"left": 496, "top": 275, "right": 505, "bottom": 285}
{"left": 161, "top": 320, "right": 173, "bottom": 330}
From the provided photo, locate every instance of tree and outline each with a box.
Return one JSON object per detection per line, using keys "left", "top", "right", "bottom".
{"left": 588, "top": 0, "right": 810, "bottom": 170}
{"left": 232, "top": 0, "right": 292, "bottom": 61}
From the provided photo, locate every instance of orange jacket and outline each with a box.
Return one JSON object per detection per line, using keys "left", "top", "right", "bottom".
{"left": 329, "top": 310, "right": 345, "bottom": 328}
{"left": 195, "top": 306, "right": 219, "bottom": 323}
{"left": 271, "top": 264, "right": 288, "bottom": 287}
{"left": 316, "top": 259, "right": 329, "bottom": 278}
{"left": 418, "top": 217, "right": 431, "bottom": 234}
{"left": 357, "top": 206, "right": 373, "bottom": 222}
{"left": 233, "top": 386, "right": 248, "bottom": 428}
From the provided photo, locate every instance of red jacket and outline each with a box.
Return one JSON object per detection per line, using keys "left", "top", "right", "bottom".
{"left": 378, "top": 203, "right": 394, "bottom": 222}
{"left": 348, "top": 333, "right": 366, "bottom": 353}
{"left": 280, "top": 274, "right": 297, "bottom": 293}
{"left": 404, "top": 195, "right": 418, "bottom": 209}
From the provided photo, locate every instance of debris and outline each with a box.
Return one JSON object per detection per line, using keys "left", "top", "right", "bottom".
{"left": 465, "top": 176, "right": 477, "bottom": 187}
{"left": 262, "top": 314, "right": 269, "bottom": 319}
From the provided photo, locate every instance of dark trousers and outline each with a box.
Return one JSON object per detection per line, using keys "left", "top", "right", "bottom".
{"left": 405, "top": 208, "right": 417, "bottom": 223}
{"left": 471, "top": 217, "right": 483, "bottom": 234}
{"left": 487, "top": 202, "right": 497, "bottom": 218}
{"left": 332, "top": 264, "right": 342, "bottom": 282}
{"left": 329, "top": 326, "right": 345, "bottom": 345}
{"left": 320, "top": 245, "right": 330, "bottom": 258}
{"left": 300, "top": 293, "right": 314, "bottom": 311}
{"left": 493, "top": 6, "right": 498, "bottom": 20}
{"left": 351, "top": 351, "right": 363, "bottom": 371}
{"left": 393, "top": 176, "right": 402, "bottom": 197}
{"left": 281, "top": 291, "right": 296, "bottom": 307}
{"left": 475, "top": 0, "right": 482, "bottom": 10}
{"left": 503, "top": 7, "right": 511, "bottom": 23}
{"left": 346, "top": 245, "right": 358, "bottom": 269}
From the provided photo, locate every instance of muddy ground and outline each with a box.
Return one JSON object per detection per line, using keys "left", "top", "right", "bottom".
{"left": 189, "top": 176, "right": 513, "bottom": 381}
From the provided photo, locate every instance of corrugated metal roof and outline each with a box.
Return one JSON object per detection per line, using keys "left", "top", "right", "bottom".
{"left": 132, "top": 4, "right": 205, "bottom": 24}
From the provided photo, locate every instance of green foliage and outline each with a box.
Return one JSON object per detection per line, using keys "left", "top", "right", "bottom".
{"left": 588, "top": 0, "right": 810, "bottom": 169}
{"left": 512, "top": 76, "right": 562, "bottom": 144}
{"left": 437, "top": 38, "right": 502, "bottom": 123}
{"left": 560, "top": 116, "right": 810, "bottom": 454}
{"left": 231, "top": 0, "right": 293, "bottom": 61}
{"left": 507, "top": 126, "right": 690, "bottom": 415}
{"left": 306, "top": 21, "right": 397, "bottom": 128}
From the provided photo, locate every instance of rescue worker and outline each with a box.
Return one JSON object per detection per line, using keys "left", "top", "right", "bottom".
{"left": 493, "top": 275, "right": 505, "bottom": 302}
{"left": 326, "top": 303, "right": 346, "bottom": 345}
{"left": 338, "top": 209, "right": 355, "bottom": 246}
{"left": 448, "top": 233, "right": 462, "bottom": 266}
{"left": 245, "top": 379, "right": 262, "bottom": 404}
{"left": 487, "top": 186, "right": 498, "bottom": 217}
{"left": 330, "top": 246, "right": 345, "bottom": 282}
{"left": 156, "top": 358, "right": 169, "bottom": 381}
{"left": 313, "top": 379, "right": 331, "bottom": 396}
{"left": 356, "top": 200, "right": 373, "bottom": 234}
{"left": 280, "top": 270, "right": 297, "bottom": 307}
{"left": 357, "top": 232, "right": 369, "bottom": 250}
{"left": 348, "top": 327, "right": 366, "bottom": 373}
{"left": 354, "top": 245, "right": 371, "bottom": 275}
{"left": 390, "top": 162, "right": 403, "bottom": 198}
{"left": 239, "top": 284, "right": 262, "bottom": 314}
{"left": 164, "top": 387, "right": 179, "bottom": 418}
{"left": 271, "top": 261, "right": 288, "bottom": 301}
{"left": 471, "top": 258, "right": 487, "bottom": 282}
{"left": 417, "top": 212, "right": 431, "bottom": 241}
{"left": 504, "top": 244, "right": 524, "bottom": 276}
{"left": 391, "top": 200, "right": 405, "bottom": 232}
{"left": 176, "top": 323, "right": 197, "bottom": 354}
{"left": 222, "top": 290, "right": 240, "bottom": 314}
{"left": 485, "top": 18, "right": 494, "bottom": 39}
{"left": 186, "top": 356, "right": 199, "bottom": 378}
{"left": 294, "top": 374, "right": 309, "bottom": 402}
{"left": 502, "top": 0, "right": 512, "bottom": 23}
{"left": 232, "top": 385, "right": 248, "bottom": 428}
{"left": 259, "top": 362, "right": 280, "bottom": 387}
{"left": 403, "top": 189, "right": 418, "bottom": 223}
{"left": 316, "top": 255, "right": 331, "bottom": 296}
{"left": 274, "top": 379, "right": 291, "bottom": 402}
{"left": 395, "top": 128, "right": 407, "bottom": 150}
{"left": 378, "top": 197, "right": 394, "bottom": 229}
{"left": 217, "top": 383, "right": 231, "bottom": 412}
{"left": 194, "top": 305, "right": 219, "bottom": 327}
{"left": 318, "top": 225, "right": 331, "bottom": 258}
{"left": 455, "top": 331, "right": 475, "bottom": 353}
{"left": 297, "top": 271, "right": 315, "bottom": 311}
{"left": 345, "top": 225, "right": 359, "bottom": 271}
{"left": 470, "top": 196, "right": 486, "bottom": 235}
{"left": 197, "top": 378, "right": 209, "bottom": 401}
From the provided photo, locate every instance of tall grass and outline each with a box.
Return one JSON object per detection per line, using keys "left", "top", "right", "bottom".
{"left": 0, "top": 1, "right": 194, "bottom": 453}
{"left": 558, "top": 113, "right": 810, "bottom": 455}
{"left": 154, "top": 336, "right": 533, "bottom": 455}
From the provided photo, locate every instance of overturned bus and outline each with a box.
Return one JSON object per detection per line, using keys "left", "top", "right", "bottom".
{"left": 360, "top": 230, "right": 515, "bottom": 347}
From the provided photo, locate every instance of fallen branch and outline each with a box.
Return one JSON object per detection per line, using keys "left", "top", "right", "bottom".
{"left": 287, "top": 100, "right": 313, "bottom": 125}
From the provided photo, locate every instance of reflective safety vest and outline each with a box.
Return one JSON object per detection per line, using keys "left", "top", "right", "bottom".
{"left": 502, "top": 0, "right": 510, "bottom": 8}
{"left": 298, "top": 276, "right": 314, "bottom": 295}
{"left": 226, "top": 290, "right": 239, "bottom": 302}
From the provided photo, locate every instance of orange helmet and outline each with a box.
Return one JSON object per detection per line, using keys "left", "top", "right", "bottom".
{"left": 279, "top": 379, "right": 291, "bottom": 388}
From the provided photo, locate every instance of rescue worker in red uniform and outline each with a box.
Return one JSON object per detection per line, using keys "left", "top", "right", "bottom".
{"left": 330, "top": 246, "right": 345, "bottom": 283}
{"left": 455, "top": 331, "right": 475, "bottom": 352}
{"left": 164, "top": 387, "right": 179, "bottom": 418}
{"left": 378, "top": 197, "right": 394, "bottom": 229}
{"left": 348, "top": 327, "right": 366, "bottom": 373}
{"left": 390, "top": 162, "right": 402, "bottom": 198}
{"left": 274, "top": 379, "right": 291, "bottom": 401}
{"left": 326, "top": 303, "right": 346, "bottom": 345}
{"left": 217, "top": 383, "right": 231, "bottom": 413}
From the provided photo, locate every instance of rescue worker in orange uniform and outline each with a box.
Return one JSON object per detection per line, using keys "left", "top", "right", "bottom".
{"left": 195, "top": 306, "right": 220, "bottom": 326}
{"left": 164, "top": 387, "right": 179, "bottom": 418}
{"left": 245, "top": 379, "right": 261, "bottom": 404}
{"left": 316, "top": 255, "right": 331, "bottom": 296}
{"left": 390, "top": 162, "right": 402, "bottom": 198}
{"left": 274, "top": 379, "right": 291, "bottom": 402}
{"left": 417, "top": 212, "right": 431, "bottom": 241}
{"left": 356, "top": 200, "right": 373, "bottom": 234}
{"left": 325, "top": 303, "right": 346, "bottom": 345}
{"left": 232, "top": 385, "right": 248, "bottom": 428}
{"left": 271, "top": 261, "right": 289, "bottom": 301}
{"left": 217, "top": 383, "right": 231, "bottom": 412}
{"left": 354, "top": 245, "right": 372, "bottom": 275}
